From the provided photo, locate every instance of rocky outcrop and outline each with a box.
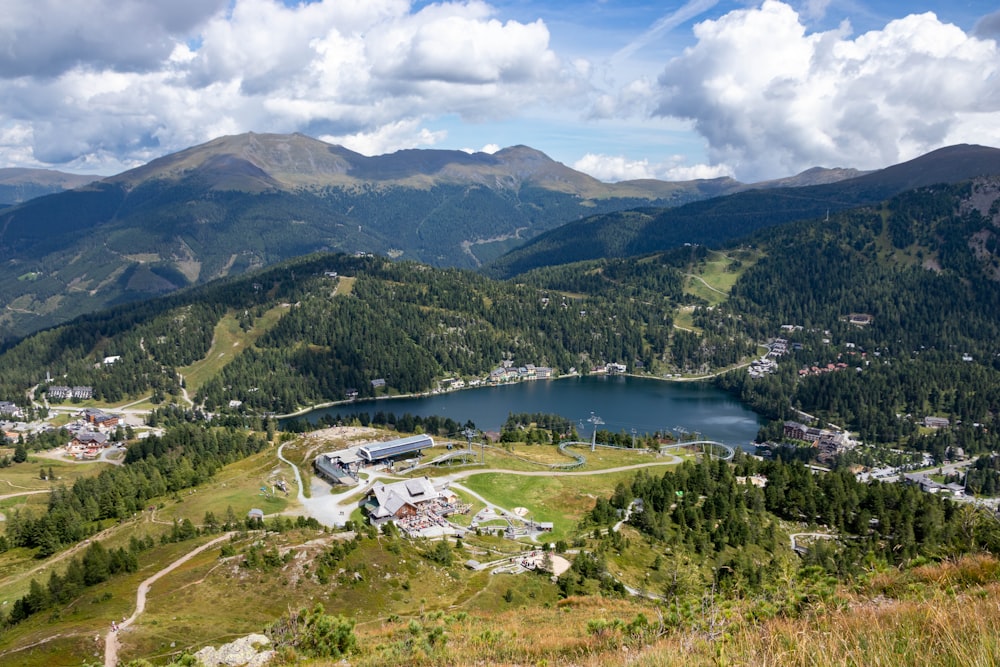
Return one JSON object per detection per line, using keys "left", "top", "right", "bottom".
{"left": 193, "top": 633, "right": 275, "bottom": 667}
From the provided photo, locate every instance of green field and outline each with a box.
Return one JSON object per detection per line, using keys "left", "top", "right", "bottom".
{"left": 461, "top": 469, "right": 649, "bottom": 542}
{"left": 178, "top": 304, "right": 289, "bottom": 396}
{"left": 679, "top": 248, "right": 761, "bottom": 307}
{"left": 0, "top": 429, "right": 684, "bottom": 664}
{"left": 152, "top": 449, "right": 294, "bottom": 525}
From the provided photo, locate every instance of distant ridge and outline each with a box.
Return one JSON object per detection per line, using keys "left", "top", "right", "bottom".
{"left": 104, "top": 132, "right": 743, "bottom": 199}
{"left": 485, "top": 144, "right": 1000, "bottom": 278}
{"left": 0, "top": 168, "right": 99, "bottom": 205}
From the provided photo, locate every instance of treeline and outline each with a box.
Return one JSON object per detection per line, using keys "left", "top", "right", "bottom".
{"left": 3, "top": 424, "right": 267, "bottom": 556}
{"left": 282, "top": 410, "right": 470, "bottom": 439}
{"left": 499, "top": 412, "right": 576, "bottom": 444}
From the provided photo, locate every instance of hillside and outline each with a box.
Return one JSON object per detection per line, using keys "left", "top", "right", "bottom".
{"left": 0, "top": 168, "right": 99, "bottom": 206}
{"left": 0, "top": 133, "right": 749, "bottom": 342}
{"left": 487, "top": 144, "right": 1000, "bottom": 278}
{"left": 3, "top": 432, "right": 1000, "bottom": 667}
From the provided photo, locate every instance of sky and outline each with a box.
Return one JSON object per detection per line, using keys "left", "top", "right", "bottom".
{"left": 0, "top": 0, "right": 998, "bottom": 183}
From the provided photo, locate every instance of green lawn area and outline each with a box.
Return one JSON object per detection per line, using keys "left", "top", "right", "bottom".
{"left": 461, "top": 469, "right": 654, "bottom": 542}
{"left": 682, "top": 248, "right": 761, "bottom": 307}
{"left": 178, "top": 304, "right": 288, "bottom": 396}
{"left": 153, "top": 449, "right": 293, "bottom": 525}
{"left": 673, "top": 306, "right": 702, "bottom": 334}
{"left": 1, "top": 455, "right": 111, "bottom": 492}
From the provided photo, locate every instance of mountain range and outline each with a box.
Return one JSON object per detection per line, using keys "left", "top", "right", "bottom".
{"left": 0, "top": 133, "right": 998, "bottom": 342}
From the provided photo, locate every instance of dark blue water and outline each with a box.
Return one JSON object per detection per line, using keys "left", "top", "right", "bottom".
{"left": 293, "top": 375, "right": 762, "bottom": 448}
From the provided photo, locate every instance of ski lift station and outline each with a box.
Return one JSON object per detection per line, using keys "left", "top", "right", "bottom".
{"left": 314, "top": 434, "right": 434, "bottom": 485}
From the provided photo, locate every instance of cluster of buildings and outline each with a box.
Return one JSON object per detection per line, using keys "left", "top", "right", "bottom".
{"left": 748, "top": 337, "right": 801, "bottom": 378}
{"left": 314, "top": 434, "right": 435, "bottom": 486}
{"left": 798, "top": 362, "right": 850, "bottom": 377}
{"left": 0, "top": 401, "right": 24, "bottom": 419}
{"left": 488, "top": 362, "right": 554, "bottom": 385}
{"left": 748, "top": 357, "right": 777, "bottom": 378}
{"left": 47, "top": 385, "right": 94, "bottom": 401}
{"left": 313, "top": 434, "right": 474, "bottom": 536}
{"left": 783, "top": 421, "right": 857, "bottom": 463}
{"left": 64, "top": 408, "right": 123, "bottom": 459}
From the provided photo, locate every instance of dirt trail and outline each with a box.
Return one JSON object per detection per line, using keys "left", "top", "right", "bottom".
{"left": 104, "top": 532, "right": 235, "bottom": 667}
{"left": 0, "top": 488, "right": 50, "bottom": 501}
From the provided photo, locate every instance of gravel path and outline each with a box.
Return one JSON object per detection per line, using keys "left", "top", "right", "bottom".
{"left": 104, "top": 532, "right": 235, "bottom": 667}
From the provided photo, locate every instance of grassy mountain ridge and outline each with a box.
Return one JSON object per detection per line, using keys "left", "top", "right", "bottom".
{"left": 487, "top": 144, "right": 1000, "bottom": 278}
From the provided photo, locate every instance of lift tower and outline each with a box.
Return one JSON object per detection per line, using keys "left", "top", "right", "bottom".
{"left": 588, "top": 413, "right": 604, "bottom": 452}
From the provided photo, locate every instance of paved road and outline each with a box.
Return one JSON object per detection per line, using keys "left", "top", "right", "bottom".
{"left": 104, "top": 532, "right": 236, "bottom": 667}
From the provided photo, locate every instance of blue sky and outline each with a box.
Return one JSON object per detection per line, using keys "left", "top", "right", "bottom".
{"left": 0, "top": 0, "right": 998, "bottom": 182}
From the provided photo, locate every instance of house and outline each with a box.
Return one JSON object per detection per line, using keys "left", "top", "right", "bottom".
{"left": 371, "top": 378, "right": 386, "bottom": 389}
{"left": 247, "top": 508, "right": 265, "bottom": 521}
{"left": 66, "top": 431, "right": 109, "bottom": 459}
{"left": 47, "top": 386, "right": 72, "bottom": 400}
{"left": 363, "top": 477, "right": 444, "bottom": 523}
{"left": 924, "top": 416, "right": 951, "bottom": 429}
{"left": 783, "top": 421, "right": 809, "bottom": 441}
{"left": 71, "top": 431, "right": 108, "bottom": 447}
{"left": 0, "top": 401, "right": 22, "bottom": 418}
{"left": 72, "top": 386, "right": 93, "bottom": 400}
{"left": 81, "top": 408, "right": 120, "bottom": 429}
{"left": 102, "top": 355, "right": 121, "bottom": 365}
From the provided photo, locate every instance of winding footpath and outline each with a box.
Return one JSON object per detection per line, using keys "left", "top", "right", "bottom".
{"left": 104, "top": 532, "right": 236, "bottom": 667}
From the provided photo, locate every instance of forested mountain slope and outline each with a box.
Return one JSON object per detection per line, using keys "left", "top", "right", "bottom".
{"left": 0, "top": 252, "right": 722, "bottom": 415}
{"left": 708, "top": 177, "right": 1000, "bottom": 451}
{"left": 487, "top": 144, "right": 1000, "bottom": 278}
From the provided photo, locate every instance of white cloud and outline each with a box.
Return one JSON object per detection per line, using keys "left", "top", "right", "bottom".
{"left": 320, "top": 119, "right": 447, "bottom": 156}
{"left": 573, "top": 153, "right": 734, "bottom": 182}
{"left": 461, "top": 143, "right": 501, "bottom": 154}
{"left": 663, "top": 162, "right": 735, "bottom": 181}
{"left": 574, "top": 154, "right": 656, "bottom": 181}
{"left": 0, "top": 0, "right": 577, "bottom": 172}
{"left": 654, "top": 0, "right": 1000, "bottom": 180}
{"left": 0, "top": 0, "right": 227, "bottom": 78}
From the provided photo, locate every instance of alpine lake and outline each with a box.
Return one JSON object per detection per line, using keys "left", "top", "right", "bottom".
{"left": 289, "top": 374, "right": 763, "bottom": 450}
